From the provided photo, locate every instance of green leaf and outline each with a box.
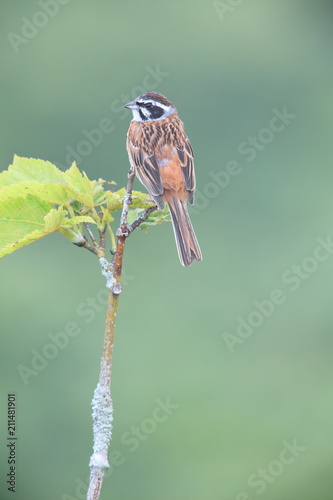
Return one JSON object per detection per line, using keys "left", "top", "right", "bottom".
{"left": 106, "top": 190, "right": 124, "bottom": 212}
{"left": 0, "top": 195, "right": 53, "bottom": 257}
{"left": 140, "top": 211, "right": 171, "bottom": 229}
{"left": 0, "top": 156, "right": 64, "bottom": 187}
{"left": 0, "top": 157, "right": 111, "bottom": 209}
{"left": 61, "top": 215, "right": 96, "bottom": 228}
{"left": 93, "top": 184, "right": 108, "bottom": 206}
{"left": 112, "top": 188, "right": 154, "bottom": 211}
{"left": 43, "top": 208, "right": 95, "bottom": 232}
{"left": 131, "top": 190, "right": 155, "bottom": 209}
{"left": 63, "top": 164, "right": 96, "bottom": 206}
{"left": 0, "top": 155, "right": 165, "bottom": 257}
{"left": 0, "top": 194, "right": 96, "bottom": 257}
{"left": 43, "top": 207, "right": 67, "bottom": 232}
{"left": 0, "top": 181, "right": 70, "bottom": 205}
{"left": 100, "top": 206, "right": 114, "bottom": 226}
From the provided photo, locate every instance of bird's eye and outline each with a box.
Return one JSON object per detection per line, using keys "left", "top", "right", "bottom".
{"left": 145, "top": 102, "right": 153, "bottom": 108}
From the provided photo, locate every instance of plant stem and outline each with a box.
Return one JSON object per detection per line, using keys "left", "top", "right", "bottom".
{"left": 119, "top": 168, "right": 135, "bottom": 228}
{"left": 86, "top": 266, "right": 118, "bottom": 500}
{"left": 86, "top": 168, "right": 159, "bottom": 500}
{"left": 86, "top": 168, "right": 135, "bottom": 500}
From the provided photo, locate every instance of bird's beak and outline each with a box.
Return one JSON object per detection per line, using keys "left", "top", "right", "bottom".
{"left": 123, "top": 99, "right": 138, "bottom": 110}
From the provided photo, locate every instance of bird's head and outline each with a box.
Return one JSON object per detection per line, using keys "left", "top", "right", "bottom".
{"left": 124, "top": 92, "right": 176, "bottom": 122}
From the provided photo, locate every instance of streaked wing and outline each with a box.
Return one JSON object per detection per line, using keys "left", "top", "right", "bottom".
{"left": 127, "top": 137, "right": 164, "bottom": 207}
{"left": 176, "top": 137, "right": 196, "bottom": 205}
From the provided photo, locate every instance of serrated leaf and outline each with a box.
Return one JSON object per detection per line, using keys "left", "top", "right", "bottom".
{"left": 43, "top": 207, "right": 67, "bottom": 232}
{"left": 106, "top": 190, "right": 124, "bottom": 212}
{"left": 0, "top": 181, "right": 70, "bottom": 205}
{"left": 0, "top": 156, "right": 64, "bottom": 187}
{"left": 131, "top": 190, "right": 154, "bottom": 209}
{"left": 93, "top": 184, "right": 107, "bottom": 205}
{"left": 63, "top": 164, "right": 97, "bottom": 205}
{"left": 0, "top": 157, "right": 111, "bottom": 209}
{"left": 0, "top": 156, "right": 165, "bottom": 257}
{"left": 63, "top": 164, "right": 92, "bottom": 193}
{"left": 43, "top": 208, "right": 95, "bottom": 232}
{"left": 0, "top": 195, "right": 53, "bottom": 257}
{"left": 0, "top": 228, "right": 50, "bottom": 257}
{"left": 0, "top": 197, "right": 97, "bottom": 257}
{"left": 112, "top": 189, "right": 154, "bottom": 211}
{"left": 61, "top": 215, "right": 96, "bottom": 228}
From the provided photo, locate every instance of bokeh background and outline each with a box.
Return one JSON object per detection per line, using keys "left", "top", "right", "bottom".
{"left": 1, "top": 1, "right": 333, "bottom": 499}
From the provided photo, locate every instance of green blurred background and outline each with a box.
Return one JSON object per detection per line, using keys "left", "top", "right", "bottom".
{"left": 1, "top": 1, "right": 333, "bottom": 499}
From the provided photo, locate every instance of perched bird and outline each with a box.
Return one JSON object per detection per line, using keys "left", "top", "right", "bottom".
{"left": 124, "top": 92, "right": 202, "bottom": 266}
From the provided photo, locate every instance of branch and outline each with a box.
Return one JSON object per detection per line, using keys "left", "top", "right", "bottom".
{"left": 86, "top": 168, "right": 135, "bottom": 500}
{"left": 84, "top": 222, "right": 98, "bottom": 246}
{"left": 86, "top": 168, "right": 160, "bottom": 500}
{"left": 75, "top": 226, "right": 107, "bottom": 258}
{"left": 86, "top": 257, "right": 117, "bottom": 500}
{"left": 76, "top": 168, "right": 156, "bottom": 258}
{"left": 119, "top": 167, "right": 135, "bottom": 229}
{"left": 127, "top": 204, "right": 157, "bottom": 235}
{"left": 74, "top": 237, "right": 99, "bottom": 256}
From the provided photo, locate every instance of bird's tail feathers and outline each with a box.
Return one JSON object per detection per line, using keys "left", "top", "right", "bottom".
{"left": 168, "top": 198, "right": 202, "bottom": 266}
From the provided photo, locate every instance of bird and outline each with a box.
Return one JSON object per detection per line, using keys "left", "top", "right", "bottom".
{"left": 124, "top": 92, "right": 202, "bottom": 266}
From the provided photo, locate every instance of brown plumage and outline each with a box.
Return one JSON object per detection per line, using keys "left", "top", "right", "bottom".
{"left": 124, "top": 92, "right": 202, "bottom": 266}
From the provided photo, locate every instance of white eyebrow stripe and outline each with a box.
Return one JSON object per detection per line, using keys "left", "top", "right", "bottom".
{"left": 138, "top": 100, "right": 170, "bottom": 111}
{"left": 131, "top": 100, "right": 176, "bottom": 122}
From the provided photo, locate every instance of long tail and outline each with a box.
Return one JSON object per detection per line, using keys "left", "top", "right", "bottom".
{"left": 168, "top": 198, "right": 202, "bottom": 266}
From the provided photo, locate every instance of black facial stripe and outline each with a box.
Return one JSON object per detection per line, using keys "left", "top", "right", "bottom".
{"left": 138, "top": 102, "right": 165, "bottom": 121}
{"left": 149, "top": 106, "right": 164, "bottom": 119}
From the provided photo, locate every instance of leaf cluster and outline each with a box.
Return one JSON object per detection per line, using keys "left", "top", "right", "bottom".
{"left": 0, "top": 156, "right": 170, "bottom": 257}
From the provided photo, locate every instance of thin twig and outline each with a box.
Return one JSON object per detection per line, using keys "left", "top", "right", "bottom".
{"left": 127, "top": 204, "right": 157, "bottom": 235}
{"left": 74, "top": 237, "right": 99, "bottom": 256}
{"left": 76, "top": 224, "right": 107, "bottom": 259}
{"left": 84, "top": 222, "right": 98, "bottom": 246}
